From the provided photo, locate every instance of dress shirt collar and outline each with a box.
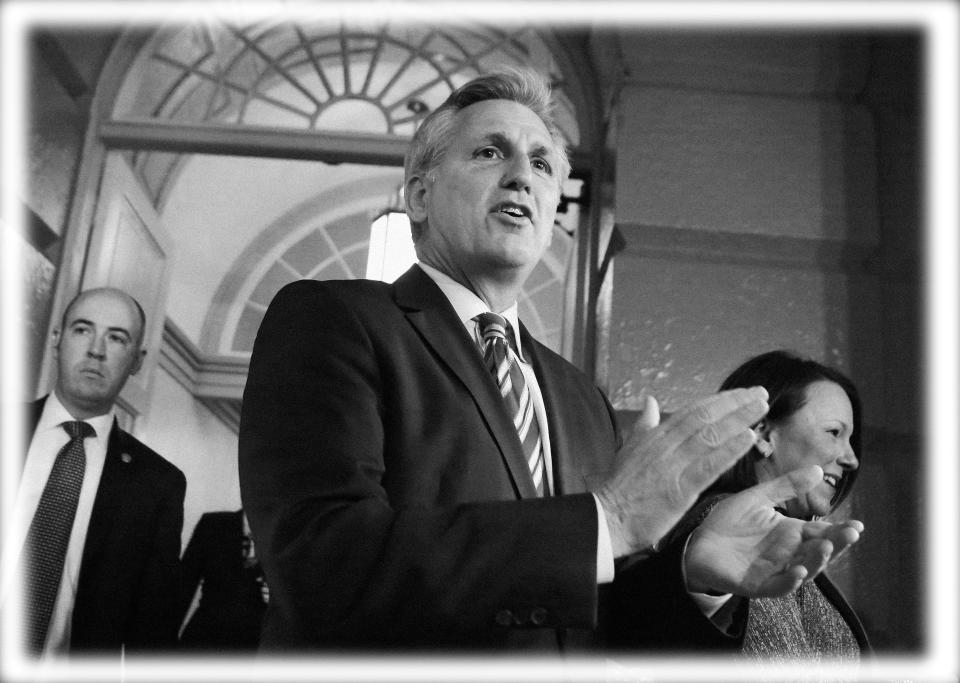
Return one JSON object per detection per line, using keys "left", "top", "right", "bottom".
{"left": 40, "top": 391, "right": 115, "bottom": 443}
{"left": 416, "top": 262, "right": 526, "bottom": 360}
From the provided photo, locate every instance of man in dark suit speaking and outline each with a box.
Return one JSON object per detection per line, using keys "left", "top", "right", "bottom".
{"left": 3, "top": 287, "right": 185, "bottom": 657}
{"left": 239, "top": 70, "right": 862, "bottom": 652}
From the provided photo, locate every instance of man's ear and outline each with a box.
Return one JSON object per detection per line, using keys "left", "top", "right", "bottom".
{"left": 51, "top": 328, "right": 61, "bottom": 360}
{"left": 404, "top": 174, "right": 429, "bottom": 224}
{"left": 130, "top": 348, "right": 146, "bottom": 376}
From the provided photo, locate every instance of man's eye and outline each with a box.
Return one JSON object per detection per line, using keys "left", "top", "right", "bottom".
{"left": 108, "top": 334, "right": 129, "bottom": 345}
{"left": 532, "top": 158, "right": 552, "bottom": 174}
{"left": 827, "top": 428, "right": 841, "bottom": 437}
{"left": 476, "top": 147, "right": 500, "bottom": 159}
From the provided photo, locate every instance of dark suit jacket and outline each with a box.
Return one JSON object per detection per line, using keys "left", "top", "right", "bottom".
{"left": 27, "top": 397, "right": 186, "bottom": 654}
{"left": 239, "top": 265, "right": 721, "bottom": 652}
{"left": 178, "top": 510, "right": 266, "bottom": 651}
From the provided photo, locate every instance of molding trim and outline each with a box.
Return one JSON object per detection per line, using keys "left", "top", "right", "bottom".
{"left": 159, "top": 319, "right": 248, "bottom": 433}
{"left": 100, "top": 117, "right": 594, "bottom": 177}
{"left": 616, "top": 223, "right": 878, "bottom": 273}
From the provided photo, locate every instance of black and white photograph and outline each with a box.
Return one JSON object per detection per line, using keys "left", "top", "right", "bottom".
{"left": 1, "top": 1, "right": 956, "bottom": 682}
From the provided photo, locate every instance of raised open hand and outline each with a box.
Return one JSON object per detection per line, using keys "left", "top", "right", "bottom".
{"left": 595, "top": 387, "right": 769, "bottom": 557}
{"left": 684, "top": 465, "right": 863, "bottom": 597}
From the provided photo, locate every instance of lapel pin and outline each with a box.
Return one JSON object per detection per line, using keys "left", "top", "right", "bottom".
{"left": 121, "top": 453, "right": 133, "bottom": 464}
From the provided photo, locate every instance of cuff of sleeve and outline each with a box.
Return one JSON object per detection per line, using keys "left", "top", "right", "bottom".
{"left": 681, "top": 533, "right": 733, "bottom": 620}
{"left": 593, "top": 493, "right": 615, "bottom": 584}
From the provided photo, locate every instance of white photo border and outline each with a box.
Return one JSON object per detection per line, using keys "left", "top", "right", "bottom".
{"left": 1, "top": 2, "right": 956, "bottom": 681}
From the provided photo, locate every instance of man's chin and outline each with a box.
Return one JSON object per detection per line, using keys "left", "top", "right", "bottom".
{"left": 74, "top": 378, "right": 109, "bottom": 395}
{"left": 70, "top": 388, "right": 112, "bottom": 409}
{"left": 484, "top": 257, "right": 539, "bottom": 280}
{"left": 488, "top": 242, "right": 548, "bottom": 270}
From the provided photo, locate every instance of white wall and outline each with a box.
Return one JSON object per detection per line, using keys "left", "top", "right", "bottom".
{"left": 604, "top": 32, "right": 880, "bottom": 410}
{"left": 137, "top": 368, "right": 240, "bottom": 549}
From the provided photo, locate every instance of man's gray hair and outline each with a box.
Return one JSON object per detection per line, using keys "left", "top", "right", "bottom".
{"left": 404, "top": 68, "right": 571, "bottom": 239}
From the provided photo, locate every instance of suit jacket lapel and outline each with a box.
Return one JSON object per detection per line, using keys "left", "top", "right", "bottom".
{"left": 520, "top": 327, "right": 588, "bottom": 496}
{"left": 81, "top": 420, "right": 128, "bottom": 564}
{"left": 27, "top": 398, "right": 44, "bottom": 435}
{"left": 393, "top": 265, "right": 538, "bottom": 499}
{"left": 25, "top": 398, "right": 45, "bottom": 466}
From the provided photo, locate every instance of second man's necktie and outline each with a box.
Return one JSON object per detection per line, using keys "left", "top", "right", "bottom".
{"left": 475, "top": 313, "right": 546, "bottom": 496}
{"left": 22, "top": 420, "right": 93, "bottom": 654}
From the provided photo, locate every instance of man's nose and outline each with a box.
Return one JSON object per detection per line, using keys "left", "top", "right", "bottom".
{"left": 87, "top": 334, "right": 107, "bottom": 359}
{"left": 501, "top": 155, "right": 532, "bottom": 192}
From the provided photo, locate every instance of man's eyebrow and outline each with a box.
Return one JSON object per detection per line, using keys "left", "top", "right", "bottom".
{"left": 480, "top": 131, "right": 556, "bottom": 159}
{"left": 67, "top": 317, "right": 94, "bottom": 328}
{"left": 106, "top": 327, "right": 133, "bottom": 339}
{"left": 479, "top": 131, "right": 511, "bottom": 147}
{"left": 529, "top": 141, "right": 554, "bottom": 159}
{"left": 68, "top": 317, "right": 133, "bottom": 339}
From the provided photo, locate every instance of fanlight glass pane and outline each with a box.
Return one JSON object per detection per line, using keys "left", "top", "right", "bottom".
{"left": 118, "top": 19, "right": 576, "bottom": 142}
{"left": 365, "top": 212, "right": 417, "bottom": 283}
{"left": 123, "top": 20, "right": 586, "bottom": 360}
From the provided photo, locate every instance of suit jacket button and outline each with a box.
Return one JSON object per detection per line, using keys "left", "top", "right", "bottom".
{"left": 121, "top": 453, "right": 132, "bottom": 463}
{"left": 529, "top": 607, "right": 548, "bottom": 626}
{"left": 494, "top": 609, "right": 514, "bottom": 627}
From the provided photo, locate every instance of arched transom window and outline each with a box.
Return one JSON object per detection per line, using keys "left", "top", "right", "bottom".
{"left": 107, "top": 17, "right": 589, "bottom": 379}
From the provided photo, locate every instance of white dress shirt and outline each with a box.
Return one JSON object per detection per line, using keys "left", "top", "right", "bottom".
{"left": 1, "top": 393, "right": 114, "bottom": 656}
{"left": 417, "top": 262, "right": 616, "bottom": 583}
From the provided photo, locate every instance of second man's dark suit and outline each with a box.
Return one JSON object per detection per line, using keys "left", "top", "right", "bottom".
{"left": 178, "top": 510, "right": 267, "bottom": 651}
{"left": 26, "top": 397, "right": 186, "bottom": 653}
{"left": 239, "top": 265, "right": 727, "bottom": 652}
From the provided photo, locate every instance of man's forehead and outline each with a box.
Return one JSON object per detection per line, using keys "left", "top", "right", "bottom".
{"left": 67, "top": 291, "right": 138, "bottom": 328}
{"left": 454, "top": 99, "right": 554, "bottom": 144}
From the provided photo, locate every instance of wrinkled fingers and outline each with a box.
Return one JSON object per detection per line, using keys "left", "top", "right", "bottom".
{"left": 660, "top": 387, "right": 768, "bottom": 454}
{"left": 791, "top": 538, "right": 834, "bottom": 581}
{"left": 680, "top": 429, "right": 757, "bottom": 493}
{"left": 824, "top": 522, "right": 862, "bottom": 561}
{"left": 672, "top": 389, "right": 770, "bottom": 488}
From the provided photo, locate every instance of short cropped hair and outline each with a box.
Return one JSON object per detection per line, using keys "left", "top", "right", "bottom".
{"left": 710, "top": 350, "right": 863, "bottom": 514}
{"left": 61, "top": 287, "right": 147, "bottom": 348}
{"left": 404, "top": 68, "right": 571, "bottom": 239}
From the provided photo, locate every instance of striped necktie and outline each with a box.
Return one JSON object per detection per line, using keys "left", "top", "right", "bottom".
{"left": 475, "top": 313, "right": 546, "bottom": 496}
{"left": 22, "top": 420, "right": 93, "bottom": 654}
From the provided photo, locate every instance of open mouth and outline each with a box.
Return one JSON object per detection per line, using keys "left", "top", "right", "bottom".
{"left": 494, "top": 202, "right": 531, "bottom": 220}
{"left": 823, "top": 472, "right": 840, "bottom": 488}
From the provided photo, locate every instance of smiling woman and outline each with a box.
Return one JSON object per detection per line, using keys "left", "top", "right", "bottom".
{"left": 753, "top": 379, "right": 860, "bottom": 519}
{"left": 610, "top": 349, "right": 872, "bottom": 661}
{"left": 713, "top": 349, "right": 863, "bottom": 520}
